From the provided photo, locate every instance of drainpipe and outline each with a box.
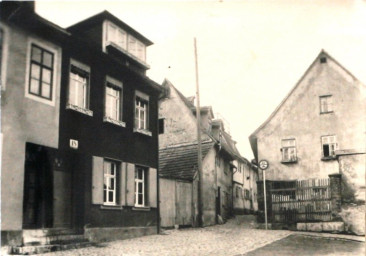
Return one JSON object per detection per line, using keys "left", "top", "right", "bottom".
{"left": 156, "top": 96, "right": 161, "bottom": 234}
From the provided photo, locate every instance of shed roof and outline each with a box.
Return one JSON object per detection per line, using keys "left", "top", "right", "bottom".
{"left": 159, "top": 141, "right": 215, "bottom": 181}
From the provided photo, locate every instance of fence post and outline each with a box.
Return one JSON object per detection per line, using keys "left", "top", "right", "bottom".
{"left": 329, "top": 173, "right": 342, "bottom": 220}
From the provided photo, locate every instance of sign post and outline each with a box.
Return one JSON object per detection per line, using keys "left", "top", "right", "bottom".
{"left": 259, "top": 159, "right": 269, "bottom": 230}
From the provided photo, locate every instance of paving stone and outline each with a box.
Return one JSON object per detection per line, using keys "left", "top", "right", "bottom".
{"left": 36, "top": 220, "right": 291, "bottom": 256}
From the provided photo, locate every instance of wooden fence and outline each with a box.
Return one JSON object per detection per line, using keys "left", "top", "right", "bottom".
{"left": 270, "top": 178, "right": 332, "bottom": 223}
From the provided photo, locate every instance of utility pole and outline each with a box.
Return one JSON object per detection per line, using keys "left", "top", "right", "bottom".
{"left": 194, "top": 37, "right": 203, "bottom": 227}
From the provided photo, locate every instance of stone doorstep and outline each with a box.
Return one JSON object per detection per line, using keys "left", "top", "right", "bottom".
{"left": 23, "top": 234, "right": 86, "bottom": 245}
{"left": 22, "top": 228, "right": 81, "bottom": 238}
{"left": 9, "top": 241, "right": 92, "bottom": 255}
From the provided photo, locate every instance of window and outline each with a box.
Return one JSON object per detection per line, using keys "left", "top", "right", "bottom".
{"left": 135, "top": 166, "right": 147, "bottom": 207}
{"left": 103, "top": 160, "right": 118, "bottom": 205}
{"left": 320, "top": 57, "right": 327, "bottom": 63}
{"left": 104, "top": 76, "right": 124, "bottom": 126}
{"left": 28, "top": 44, "right": 54, "bottom": 100}
{"left": 128, "top": 35, "right": 137, "bottom": 57}
{"left": 67, "top": 60, "right": 92, "bottom": 116}
{"left": 281, "top": 139, "right": 297, "bottom": 162}
{"left": 106, "top": 22, "right": 127, "bottom": 50}
{"left": 104, "top": 21, "right": 146, "bottom": 62}
{"left": 106, "top": 86, "right": 120, "bottom": 120}
{"left": 158, "top": 118, "right": 164, "bottom": 134}
{"left": 321, "top": 135, "right": 337, "bottom": 158}
{"left": 320, "top": 95, "right": 333, "bottom": 113}
{"left": 235, "top": 186, "right": 241, "bottom": 198}
{"left": 0, "top": 28, "right": 3, "bottom": 86}
{"left": 244, "top": 189, "right": 250, "bottom": 200}
{"left": 134, "top": 91, "right": 150, "bottom": 134}
{"left": 136, "top": 41, "right": 145, "bottom": 61}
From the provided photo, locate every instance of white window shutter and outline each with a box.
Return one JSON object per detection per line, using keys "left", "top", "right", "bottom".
{"left": 92, "top": 156, "right": 104, "bottom": 204}
{"left": 126, "top": 163, "right": 135, "bottom": 206}
{"left": 149, "top": 168, "right": 157, "bottom": 208}
{"left": 120, "top": 162, "right": 127, "bottom": 206}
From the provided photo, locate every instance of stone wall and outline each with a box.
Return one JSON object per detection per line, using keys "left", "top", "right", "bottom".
{"left": 337, "top": 151, "right": 365, "bottom": 235}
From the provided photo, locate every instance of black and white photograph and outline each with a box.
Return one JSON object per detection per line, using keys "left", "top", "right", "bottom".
{"left": 0, "top": 0, "right": 365, "bottom": 255}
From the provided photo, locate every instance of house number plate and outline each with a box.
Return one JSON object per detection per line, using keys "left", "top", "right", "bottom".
{"left": 70, "top": 139, "right": 79, "bottom": 149}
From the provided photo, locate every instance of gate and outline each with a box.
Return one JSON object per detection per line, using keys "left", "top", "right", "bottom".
{"left": 271, "top": 178, "right": 331, "bottom": 224}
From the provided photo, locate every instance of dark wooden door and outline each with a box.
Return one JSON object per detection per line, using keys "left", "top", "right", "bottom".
{"left": 23, "top": 143, "right": 53, "bottom": 229}
{"left": 23, "top": 161, "right": 42, "bottom": 228}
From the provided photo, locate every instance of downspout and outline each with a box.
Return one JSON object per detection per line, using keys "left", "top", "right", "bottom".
{"left": 156, "top": 96, "right": 161, "bottom": 234}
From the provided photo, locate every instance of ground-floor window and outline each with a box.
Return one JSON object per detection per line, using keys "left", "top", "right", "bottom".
{"left": 135, "top": 166, "right": 147, "bottom": 207}
{"left": 104, "top": 160, "right": 118, "bottom": 205}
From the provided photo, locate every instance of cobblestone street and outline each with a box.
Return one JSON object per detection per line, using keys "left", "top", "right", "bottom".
{"left": 39, "top": 220, "right": 291, "bottom": 256}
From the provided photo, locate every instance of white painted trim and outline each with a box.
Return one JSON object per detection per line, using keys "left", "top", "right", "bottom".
{"left": 0, "top": 22, "right": 9, "bottom": 91}
{"left": 102, "top": 20, "right": 108, "bottom": 53}
{"left": 135, "top": 90, "right": 149, "bottom": 101}
{"left": 70, "top": 58, "right": 90, "bottom": 73}
{"left": 24, "top": 37, "right": 61, "bottom": 106}
{"left": 106, "top": 75, "right": 123, "bottom": 88}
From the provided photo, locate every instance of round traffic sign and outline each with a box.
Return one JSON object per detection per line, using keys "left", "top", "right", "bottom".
{"left": 259, "top": 159, "right": 269, "bottom": 170}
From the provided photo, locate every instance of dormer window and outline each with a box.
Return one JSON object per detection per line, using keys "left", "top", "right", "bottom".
{"left": 104, "top": 21, "right": 146, "bottom": 63}
{"left": 106, "top": 22, "right": 127, "bottom": 50}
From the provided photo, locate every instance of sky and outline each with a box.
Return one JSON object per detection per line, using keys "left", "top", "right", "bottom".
{"left": 36, "top": 0, "right": 366, "bottom": 159}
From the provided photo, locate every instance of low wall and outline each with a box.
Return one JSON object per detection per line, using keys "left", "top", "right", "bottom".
{"left": 1, "top": 231, "right": 22, "bottom": 246}
{"left": 337, "top": 150, "right": 365, "bottom": 235}
{"left": 84, "top": 226, "right": 157, "bottom": 243}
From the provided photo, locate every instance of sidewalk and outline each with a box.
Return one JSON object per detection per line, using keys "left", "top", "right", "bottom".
{"left": 294, "top": 231, "right": 365, "bottom": 242}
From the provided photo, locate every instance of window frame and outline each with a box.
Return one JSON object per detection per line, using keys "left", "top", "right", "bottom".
{"left": 321, "top": 135, "right": 337, "bottom": 160}
{"left": 134, "top": 166, "right": 147, "bottom": 207}
{"left": 281, "top": 138, "right": 297, "bottom": 163}
{"left": 319, "top": 95, "right": 333, "bottom": 114}
{"left": 103, "top": 21, "right": 147, "bottom": 64}
{"left": 28, "top": 44, "right": 54, "bottom": 100}
{"left": 103, "top": 160, "right": 118, "bottom": 206}
{"left": 25, "top": 38, "right": 59, "bottom": 106}
{"left": 0, "top": 23, "right": 9, "bottom": 91}
{"left": 106, "top": 22, "right": 127, "bottom": 50}
{"left": 134, "top": 91, "right": 151, "bottom": 136}
{"left": 66, "top": 59, "right": 93, "bottom": 116}
{"left": 103, "top": 76, "right": 125, "bottom": 127}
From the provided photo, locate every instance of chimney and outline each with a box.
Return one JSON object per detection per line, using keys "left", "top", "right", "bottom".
{"left": 186, "top": 96, "right": 195, "bottom": 105}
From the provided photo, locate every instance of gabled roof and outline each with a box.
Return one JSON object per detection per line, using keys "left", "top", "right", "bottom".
{"left": 67, "top": 10, "right": 153, "bottom": 46}
{"left": 250, "top": 50, "right": 361, "bottom": 140}
{"left": 162, "top": 79, "right": 215, "bottom": 118}
{"left": 248, "top": 50, "right": 364, "bottom": 160}
{"left": 159, "top": 141, "right": 215, "bottom": 181}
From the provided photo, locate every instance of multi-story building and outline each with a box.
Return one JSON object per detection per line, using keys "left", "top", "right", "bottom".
{"left": 249, "top": 50, "right": 365, "bottom": 234}
{"left": 58, "top": 10, "right": 161, "bottom": 243}
{"left": 1, "top": 2, "right": 161, "bottom": 247}
{"left": 1, "top": 2, "right": 66, "bottom": 246}
{"left": 159, "top": 79, "right": 242, "bottom": 227}
{"left": 233, "top": 158, "right": 258, "bottom": 215}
